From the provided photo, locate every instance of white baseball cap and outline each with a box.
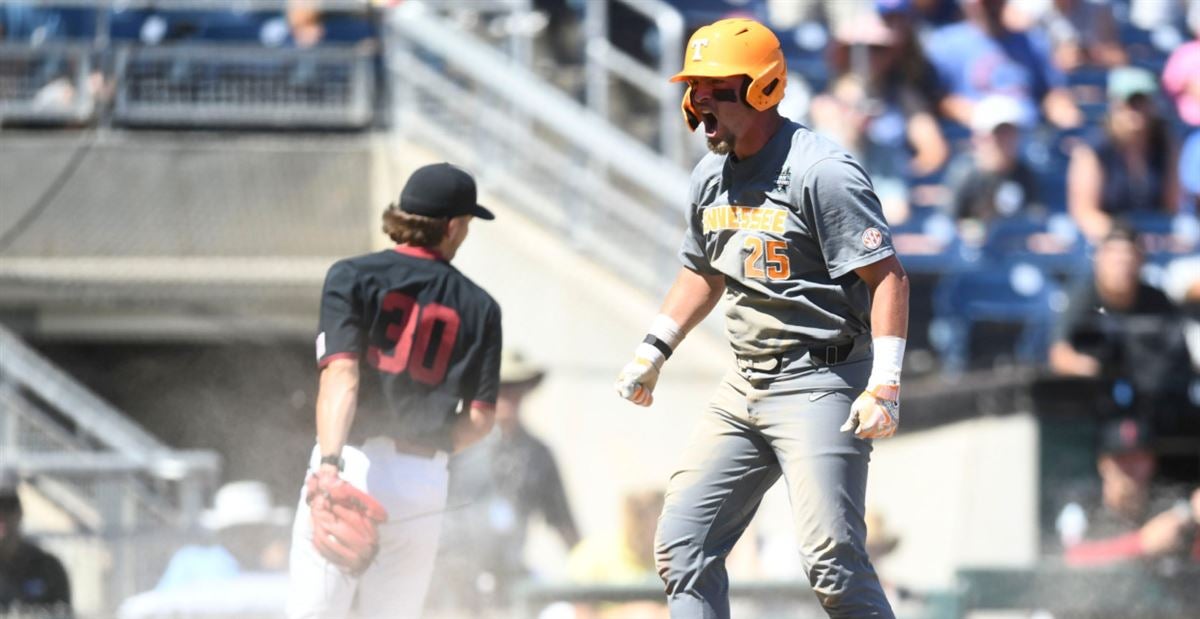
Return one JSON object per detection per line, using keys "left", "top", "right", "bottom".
{"left": 200, "top": 480, "right": 292, "bottom": 531}
{"left": 971, "top": 95, "right": 1029, "bottom": 134}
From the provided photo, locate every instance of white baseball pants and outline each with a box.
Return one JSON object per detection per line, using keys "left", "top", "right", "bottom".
{"left": 287, "top": 437, "right": 449, "bottom": 619}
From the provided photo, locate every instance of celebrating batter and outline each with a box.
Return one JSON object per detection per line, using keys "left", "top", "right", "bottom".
{"left": 615, "top": 18, "right": 909, "bottom": 619}
{"left": 288, "top": 163, "right": 502, "bottom": 619}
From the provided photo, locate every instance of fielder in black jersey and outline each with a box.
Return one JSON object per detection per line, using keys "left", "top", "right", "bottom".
{"left": 317, "top": 244, "right": 503, "bottom": 447}
{"left": 288, "top": 163, "right": 502, "bottom": 619}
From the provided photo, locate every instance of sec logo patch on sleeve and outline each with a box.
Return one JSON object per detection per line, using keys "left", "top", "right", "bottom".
{"left": 861, "top": 227, "right": 884, "bottom": 250}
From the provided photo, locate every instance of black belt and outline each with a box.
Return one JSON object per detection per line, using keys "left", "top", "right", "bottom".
{"left": 812, "top": 339, "right": 855, "bottom": 365}
{"left": 736, "top": 339, "right": 856, "bottom": 373}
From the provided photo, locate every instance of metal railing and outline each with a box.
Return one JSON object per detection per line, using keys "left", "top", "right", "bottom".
{"left": 583, "top": 0, "right": 686, "bottom": 166}
{"left": 111, "top": 43, "right": 375, "bottom": 128}
{"left": 386, "top": 1, "right": 691, "bottom": 292}
{"left": 0, "top": 43, "right": 95, "bottom": 124}
{"left": 0, "top": 1, "right": 379, "bottom": 128}
{"left": 429, "top": 0, "right": 688, "bottom": 165}
{"left": 0, "top": 324, "right": 221, "bottom": 612}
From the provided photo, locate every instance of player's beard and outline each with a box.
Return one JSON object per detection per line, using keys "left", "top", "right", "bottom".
{"left": 707, "top": 134, "right": 734, "bottom": 155}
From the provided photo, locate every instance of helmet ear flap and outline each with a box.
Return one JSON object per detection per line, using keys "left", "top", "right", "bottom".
{"left": 681, "top": 86, "right": 700, "bottom": 132}
{"left": 744, "top": 60, "right": 786, "bottom": 110}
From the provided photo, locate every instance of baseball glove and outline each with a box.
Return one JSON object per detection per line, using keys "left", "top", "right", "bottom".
{"left": 306, "top": 472, "right": 389, "bottom": 575}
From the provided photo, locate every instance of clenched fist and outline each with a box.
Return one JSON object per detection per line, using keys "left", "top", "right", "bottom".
{"left": 615, "top": 357, "right": 660, "bottom": 407}
{"left": 840, "top": 383, "right": 900, "bottom": 439}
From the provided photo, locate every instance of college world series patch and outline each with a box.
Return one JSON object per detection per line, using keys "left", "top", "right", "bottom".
{"left": 861, "top": 227, "right": 883, "bottom": 250}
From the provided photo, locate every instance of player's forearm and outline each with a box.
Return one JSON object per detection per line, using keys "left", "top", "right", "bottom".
{"left": 854, "top": 257, "right": 909, "bottom": 391}
{"left": 866, "top": 261, "right": 909, "bottom": 340}
{"left": 660, "top": 267, "right": 726, "bottom": 337}
{"left": 316, "top": 359, "right": 359, "bottom": 467}
{"left": 450, "top": 405, "right": 495, "bottom": 453}
{"left": 614, "top": 268, "right": 724, "bottom": 406}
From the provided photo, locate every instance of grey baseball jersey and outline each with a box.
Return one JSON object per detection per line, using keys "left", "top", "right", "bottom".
{"left": 678, "top": 120, "right": 895, "bottom": 356}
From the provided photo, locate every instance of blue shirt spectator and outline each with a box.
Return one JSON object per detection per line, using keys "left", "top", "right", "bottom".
{"left": 154, "top": 481, "right": 291, "bottom": 592}
{"left": 926, "top": 0, "right": 1082, "bottom": 129}
{"left": 154, "top": 546, "right": 241, "bottom": 592}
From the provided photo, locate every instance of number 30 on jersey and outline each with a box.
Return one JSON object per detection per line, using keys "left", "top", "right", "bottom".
{"left": 744, "top": 236, "right": 789, "bottom": 281}
{"left": 368, "top": 291, "right": 461, "bottom": 384}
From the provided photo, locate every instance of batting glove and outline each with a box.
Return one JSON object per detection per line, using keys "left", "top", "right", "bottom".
{"left": 615, "top": 315, "right": 681, "bottom": 407}
{"left": 615, "top": 355, "right": 661, "bottom": 407}
{"left": 840, "top": 383, "right": 900, "bottom": 439}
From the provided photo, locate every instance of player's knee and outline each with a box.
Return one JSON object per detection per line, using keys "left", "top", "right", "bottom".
{"left": 806, "top": 539, "right": 890, "bottom": 617}
{"left": 653, "top": 511, "right": 702, "bottom": 590}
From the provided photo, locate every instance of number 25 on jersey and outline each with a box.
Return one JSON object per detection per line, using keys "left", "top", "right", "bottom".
{"left": 744, "top": 236, "right": 789, "bottom": 281}
{"left": 368, "top": 291, "right": 461, "bottom": 385}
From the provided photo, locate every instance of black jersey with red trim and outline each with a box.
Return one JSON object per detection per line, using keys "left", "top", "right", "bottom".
{"left": 316, "top": 245, "right": 502, "bottom": 447}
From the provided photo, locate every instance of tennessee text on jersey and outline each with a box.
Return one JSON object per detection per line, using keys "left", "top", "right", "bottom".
{"left": 701, "top": 205, "right": 788, "bottom": 234}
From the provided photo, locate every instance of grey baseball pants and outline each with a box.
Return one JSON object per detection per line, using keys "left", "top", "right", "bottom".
{"left": 654, "top": 348, "right": 895, "bottom": 618}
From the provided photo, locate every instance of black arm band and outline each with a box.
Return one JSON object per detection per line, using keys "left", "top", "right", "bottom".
{"left": 643, "top": 334, "right": 674, "bottom": 360}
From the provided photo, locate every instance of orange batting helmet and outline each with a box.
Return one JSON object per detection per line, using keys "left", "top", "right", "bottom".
{"left": 670, "top": 18, "right": 787, "bottom": 131}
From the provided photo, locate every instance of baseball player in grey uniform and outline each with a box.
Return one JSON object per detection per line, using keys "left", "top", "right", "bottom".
{"left": 615, "top": 18, "right": 910, "bottom": 619}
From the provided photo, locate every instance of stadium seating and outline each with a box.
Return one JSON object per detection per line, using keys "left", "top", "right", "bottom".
{"left": 931, "top": 260, "right": 1064, "bottom": 373}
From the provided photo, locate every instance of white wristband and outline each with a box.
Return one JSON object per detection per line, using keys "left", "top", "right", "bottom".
{"left": 868, "top": 336, "right": 906, "bottom": 386}
{"left": 634, "top": 315, "right": 683, "bottom": 370}
{"left": 649, "top": 314, "right": 683, "bottom": 349}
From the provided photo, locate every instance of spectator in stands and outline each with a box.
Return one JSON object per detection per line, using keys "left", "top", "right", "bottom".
{"left": 1162, "top": 8, "right": 1200, "bottom": 128}
{"left": 287, "top": 0, "right": 324, "bottom": 48}
{"left": 568, "top": 489, "right": 662, "bottom": 583}
{"left": 809, "top": 6, "right": 949, "bottom": 224}
{"left": 427, "top": 350, "right": 579, "bottom": 614}
{"left": 942, "top": 94, "right": 1040, "bottom": 230}
{"left": 0, "top": 481, "right": 72, "bottom": 617}
{"left": 1008, "top": 0, "right": 1128, "bottom": 71}
{"left": 155, "top": 480, "right": 291, "bottom": 591}
{"left": 117, "top": 481, "right": 290, "bottom": 619}
{"left": 926, "top": 0, "right": 1083, "bottom": 129}
{"left": 1067, "top": 66, "right": 1180, "bottom": 244}
{"left": 1049, "top": 224, "right": 1192, "bottom": 429}
{"left": 566, "top": 489, "right": 667, "bottom": 618}
{"left": 285, "top": 0, "right": 374, "bottom": 48}
{"left": 1059, "top": 419, "right": 1200, "bottom": 566}
{"left": 869, "top": 0, "right": 950, "bottom": 176}
{"left": 765, "top": 0, "right": 874, "bottom": 36}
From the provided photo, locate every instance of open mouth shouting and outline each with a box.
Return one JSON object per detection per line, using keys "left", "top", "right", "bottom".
{"left": 701, "top": 111, "right": 719, "bottom": 138}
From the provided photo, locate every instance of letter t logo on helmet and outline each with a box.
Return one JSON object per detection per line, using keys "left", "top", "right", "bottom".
{"left": 670, "top": 18, "right": 787, "bottom": 131}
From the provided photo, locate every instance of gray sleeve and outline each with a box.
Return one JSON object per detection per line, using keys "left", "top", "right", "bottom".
{"left": 801, "top": 156, "right": 895, "bottom": 279}
{"left": 677, "top": 203, "right": 719, "bottom": 274}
